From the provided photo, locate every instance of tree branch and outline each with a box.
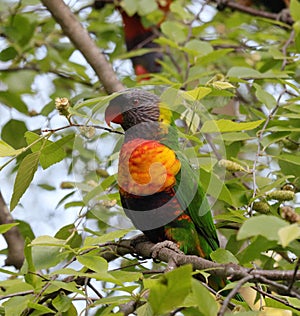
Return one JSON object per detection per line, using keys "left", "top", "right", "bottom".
{"left": 116, "top": 239, "right": 300, "bottom": 285}
{"left": 4, "top": 237, "right": 300, "bottom": 313}
{"left": 0, "top": 192, "right": 24, "bottom": 269}
{"left": 40, "top": 0, "right": 125, "bottom": 94}
{"left": 211, "top": 0, "right": 293, "bottom": 25}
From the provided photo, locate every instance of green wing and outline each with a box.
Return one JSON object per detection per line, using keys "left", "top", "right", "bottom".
{"left": 175, "top": 153, "right": 219, "bottom": 258}
{"left": 159, "top": 107, "right": 219, "bottom": 258}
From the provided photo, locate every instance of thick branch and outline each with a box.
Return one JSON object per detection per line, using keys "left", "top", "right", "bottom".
{"left": 0, "top": 192, "right": 24, "bottom": 269}
{"left": 4, "top": 236, "right": 300, "bottom": 312}
{"left": 40, "top": 0, "right": 125, "bottom": 94}
{"left": 114, "top": 239, "right": 300, "bottom": 284}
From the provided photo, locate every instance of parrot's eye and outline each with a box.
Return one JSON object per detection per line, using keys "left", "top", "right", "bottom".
{"left": 133, "top": 98, "right": 139, "bottom": 106}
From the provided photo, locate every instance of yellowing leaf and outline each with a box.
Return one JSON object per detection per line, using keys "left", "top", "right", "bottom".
{"left": 278, "top": 224, "right": 300, "bottom": 247}
{"left": 0, "top": 223, "right": 19, "bottom": 234}
{"left": 0, "top": 140, "right": 23, "bottom": 157}
{"left": 200, "top": 119, "right": 264, "bottom": 133}
{"left": 211, "top": 81, "right": 235, "bottom": 90}
{"left": 181, "top": 87, "right": 212, "bottom": 101}
{"left": 259, "top": 307, "right": 292, "bottom": 316}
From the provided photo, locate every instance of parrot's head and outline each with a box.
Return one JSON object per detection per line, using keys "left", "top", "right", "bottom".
{"left": 105, "top": 89, "right": 161, "bottom": 131}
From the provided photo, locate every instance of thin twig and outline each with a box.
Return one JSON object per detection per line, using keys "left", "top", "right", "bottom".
{"left": 281, "top": 29, "right": 295, "bottom": 70}
{"left": 217, "top": 275, "right": 253, "bottom": 316}
{"left": 42, "top": 123, "right": 124, "bottom": 135}
{"left": 249, "top": 88, "right": 286, "bottom": 214}
{"left": 288, "top": 258, "right": 300, "bottom": 291}
{"left": 252, "top": 285, "right": 300, "bottom": 312}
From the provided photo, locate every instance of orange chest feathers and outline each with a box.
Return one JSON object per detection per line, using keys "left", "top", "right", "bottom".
{"left": 118, "top": 139, "right": 181, "bottom": 196}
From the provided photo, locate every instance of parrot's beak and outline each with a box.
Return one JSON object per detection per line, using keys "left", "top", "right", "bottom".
{"left": 105, "top": 103, "right": 123, "bottom": 126}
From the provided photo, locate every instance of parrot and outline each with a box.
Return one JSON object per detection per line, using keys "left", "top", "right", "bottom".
{"left": 94, "top": 0, "right": 172, "bottom": 77}
{"left": 105, "top": 88, "right": 220, "bottom": 262}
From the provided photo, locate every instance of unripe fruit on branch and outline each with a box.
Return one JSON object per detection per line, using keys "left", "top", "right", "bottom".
{"left": 252, "top": 201, "right": 270, "bottom": 214}
{"left": 218, "top": 159, "right": 246, "bottom": 172}
{"left": 266, "top": 190, "right": 295, "bottom": 201}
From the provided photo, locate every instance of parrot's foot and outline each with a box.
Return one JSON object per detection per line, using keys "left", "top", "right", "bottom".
{"left": 151, "top": 240, "right": 183, "bottom": 259}
{"left": 277, "top": 8, "right": 291, "bottom": 23}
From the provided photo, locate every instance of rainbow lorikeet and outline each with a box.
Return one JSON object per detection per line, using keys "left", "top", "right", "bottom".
{"left": 105, "top": 89, "right": 219, "bottom": 260}
{"left": 94, "top": 0, "right": 172, "bottom": 77}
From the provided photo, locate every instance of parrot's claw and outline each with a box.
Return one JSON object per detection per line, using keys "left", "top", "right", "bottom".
{"left": 277, "top": 8, "right": 291, "bottom": 23}
{"left": 151, "top": 240, "right": 183, "bottom": 260}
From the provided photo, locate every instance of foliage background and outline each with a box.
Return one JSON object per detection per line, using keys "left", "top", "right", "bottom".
{"left": 0, "top": 0, "right": 299, "bottom": 315}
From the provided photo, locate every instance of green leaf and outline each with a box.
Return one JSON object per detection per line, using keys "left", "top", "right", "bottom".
{"left": 237, "top": 215, "right": 288, "bottom": 241}
{"left": 110, "top": 270, "right": 143, "bottom": 283}
{"left": 185, "top": 279, "right": 218, "bottom": 316}
{"left": 137, "top": 0, "right": 157, "bottom": 15}
{"left": 3, "top": 295, "right": 31, "bottom": 316}
{"left": 0, "top": 92, "right": 28, "bottom": 113}
{"left": 51, "top": 280, "right": 84, "bottom": 295}
{"left": 211, "top": 81, "right": 235, "bottom": 90}
{"left": 0, "top": 223, "right": 19, "bottom": 234}
{"left": 23, "top": 237, "right": 37, "bottom": 286}
{"left": 200, "top": 168, "right": 235, "bottom": 206}
{"left": 84, "top": 229, "right": 131, "bottom": 246}
{"left": 0, "top": 140, "right": 23, "bottom": 157}
{"left": 210, "top": 248, "right": 239, "bottom": 264}
{"left": 254, "top": 84, "right": 276, "bottom": 109}
{"left": 30, "top": 235, "right": 66, "bottom": 269}
{"left": 227, "top": 67, "right": 263, "bottom": 79}
{"left": 6, "top": 15, "right": 35, "bottom": 47}
{"left": 40, "top": 138, "right": 68, "bottom": 169}
{"left": 122, "top": 0, "right": 138, "bottom": 16}
{"left": 38, "top": 183, "right": 56, "bottom": 191}
{"left": 25, "top": 131, "right": 49, "bottom": 152}
{"left": 277, "top": 153, "right": 300, "bottom": 166}
{"left": 184, "top": 39, "right": 213, "bottom": 56}
{"left": 290, "top": 0, "right": 300, "bottom": 21}
{"left": 1, "top": 119, "right": 27, "bottom": 148}
{"left": 278, "top": 224, "right": 300, "bottom": 247}
{"left": 2, "top": 70, "right": 35, "bottom": 93}
{"left": 0, "top": 46, "right": 18, "bottom": 61}
{"left": 161, "top": 21, "right": 187, "bottom": 43}
{"left": 145, "top": 264, "right": 192, "bottom": 314}
{"left": 25, "top": 132, "right": 73, "bottom": 169}
{"left": 27, "top": 302, "right": 55, "bottom": 314}
{"left": 10, "top": 151, "right": 40, "bottom": 211}
{"left": 77, "top": 254, "right": 108, "bottom": 273}
{"left": 237, "top": 235, "right": 278, "bottom": 264}
{"left": 200, "top": 119, "right": 264, "bottom": 133}
{"left": 52, "top": 293, "right": 72, "bottom": 313}
{"left": 221, "top": 132, "right": 253, "bottom": 142}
